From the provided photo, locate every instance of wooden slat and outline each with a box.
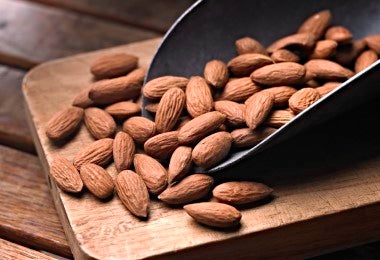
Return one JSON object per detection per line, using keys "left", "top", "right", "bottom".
{"left": 0, "top": 0, "right": 158, "bottom": 69}
{"left": 0, "top": 238, "right": 55, "bottom": 260}
{"left": 0, "top": 145, "right": 71, "bottom": 258}
{"left": 23, "top": 0, "right": 194, "bottom": 33}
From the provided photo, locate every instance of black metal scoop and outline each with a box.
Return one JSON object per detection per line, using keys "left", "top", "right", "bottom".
{"left": 143, "top": 0, "right": 380, "bottom": 174}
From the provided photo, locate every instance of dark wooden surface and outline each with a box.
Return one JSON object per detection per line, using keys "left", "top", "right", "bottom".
{"left": 0, "top": 0, "right": 378, "bottom": 258}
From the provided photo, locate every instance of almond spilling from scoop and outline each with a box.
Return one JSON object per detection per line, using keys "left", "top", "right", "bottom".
{"left": 316, "top": 82, "right": 341, "bottom": 96}
{"left": 72, "top": 87, "right": 94, "bottom": 108}
{"left": 235, "top": 37, "right": 268, "bottom": 55}
{"left": 123, "top": 116, "right": 156, "bottom": 144}
{"left": 80, "top": 163, "right": 114, "bottom": 199}
{"left": 46, "top": 107, "right": 83, "bottom": 142}
{"left": 168, "top": 146, "right": 193, "bottom": 184}
{"left": 90, "top": 53, "right": 138, "bottom": 79}
{"left": 365, "top": 34, "right": 380, "bottom": 54}
{"left": 113, "top": 131, "right": 135, "bottom": 172}
{"left": 219, "top": 77, "right": 261, "bottom": 102}
{"left": 289, "top": 88, "right": 321, "bottom": 114}
{"left": 264, "top": 110, "right": 296, "bottom": 127}
{"left": 355, "top": 50, "right": 378, "bottom": 73}
{"left": 50, "top": 156, "right": 83, "bottom": 193}
{"left": 310, "top": 39, "right": 337, "bottom": 59}
{"left": 104, "top": 101, "right": 141, "bottom": 119}
{"left": 143, "top": 76, "right": 189, "bottom": 99}
{"left": 231, "top": 127, "right": 276, "bottom": 148}
{"left": 267, "top": 33, "right": 316, "bottom": 53}
{"left": 251, "top": 62, "right": 306, "bottom": 86}
{"left": 227, "top": 53, "right": 273, "bottom": 76}
{"left": 245, "top": 92, "right": 274, "bottom": 130}
{"left": 186, "top": 76, "right": 214, "bottom": 118}
{"left": 84, "top": 107, "right": 116, "bottom": 139}
{"left": 214, "top": 100, "right": 246, "bottom": 127}
{"left": 204, "top": 60, "right": 229, "bottom": 88}
{"left": 271, "top": 49, "right": 300, "bottom": 63}
{"left": 305, "top": 59, "right": 354, "bottom": 80}
{"left": 73, "top": 138, "right": 113, "bottom": 170}
{"left": 325, "top": 26, "right": 353, "bottom": 44}
{"left": 144, "top": 131, "right": 179, "bottom": 160}
{"left": 297, "top": 10, "right": 332, "bottom": 39}
{"left": 261, "top": 86, "right": 297, "bottom": 107}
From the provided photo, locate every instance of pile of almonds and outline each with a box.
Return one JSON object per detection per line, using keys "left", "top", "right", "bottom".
{"left": 47, "top": 9, "right": 379, "bottom": 228}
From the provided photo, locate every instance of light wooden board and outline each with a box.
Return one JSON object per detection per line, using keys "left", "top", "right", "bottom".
{"left": 23, "top": 38, "right": 380, "bottom": 259}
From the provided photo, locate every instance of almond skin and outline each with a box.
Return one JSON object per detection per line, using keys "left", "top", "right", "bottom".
{"left": 297, "top": 10, "right": 332, "bottom": 39}
{"left": 115, "top": 170, "right": 149, "bottom": 218}
{"left": 305, "top": 59, "right": 354, "bottom": 80}
{"left": 316, "top": 82, "right": 341, "bottom": 96}
{"left": 271, "top": 49, "right": 300, "bottom": 63}
{"left": 231, "top": 127, "right": 276, "bottom": 148}
{"left": 80, "top": 164, "right": 114, "bottom": 199}
{"left": 204, "top": 60, "right": 229, "bottom": 88}
{"left": 245, "top": 92, "right": 274, "bottom": 130}
{"left": 219, "top": 77, "right": 261, "bottom": 102}
{"left": 365, "top": 34, "right": 380, "bottom": 54}
{"left": 113, "top": 131, "right": 135, "bottom": 172}
{"left": 213, "top": 181, "right": 273, "bottom": 205}
{"left": 267, "top": 33, "right": 316, "bottom": 53}
{"left": 72, "top": 87, "right": 94, "bottom": 108}
{"left": 158, "top": 174, "right": 213, "bottom": 204}
{"left": 184, "top": 202, "right": 241, "bottom": 228}
{"left": 124, "top": 67, "right": 146, "bottom": 85}
{"left": 90, "top": 53, "right": 138, "bottom": 79}
{"left": 264, "top": 110, "right": 296, "bottom": 127}
{"left": 214, "top": 100, "right": 246, "bottom": 127}
{"left": 143, "top": 131, "right": 179, "bottom": 160}
{"left": 227, "top": 53, "right": 273, "bottom": 76}
{"left": 186, "top": 76, "right": 214, "bottom": 118}
{"left": 178, "top": 111, "right": 226, "bottom": 144}
{"left": 355, "top": 50, "right": 378, "bottom": 73}
{"left": 261, "top": 86, "right": 297, "bottom": 107}
{"left": 235, "top": 37, "right": 268, "bottom": 55}
{"left": 122, "top": 116, "right": 156, "bottom": 144}
{"left": 50, "top": 156, "right": 83, "bottom": 193}
{"left": 46, "top": 107, "right": 83, "bottom": 142}
{"left": 104, "top": 101, "right": 141, "bottom": 119}
{"left": 133, "top": 154, "right": 167, "bottom": 195}
{"left": 325, "top": 26, "right": 353, "bottom": 44}
{"left": 155, "top": 87, "right": 186, "bottom": 132}
{"left": 143, "top": 76, "right": 189, "bottom": 99}
{"left": 192, "top": 132, "right": 232, "bottom": 169}
{"left": 168, "top": 146, "right": 193, "bottom": 184}
{"left": 310, "top": 40, "right": 338, "bottom": 59}
{"left": 251, "top": 62, "right": 306, "bottom": 86}
{"left": 289, "top": 88, "right": 320, "bottom": 114}
{"left": 73, "top": 138, "right": 113, "bottom": 170}
{"left": 84, "top": 107, "right": 116, "bottom": 139}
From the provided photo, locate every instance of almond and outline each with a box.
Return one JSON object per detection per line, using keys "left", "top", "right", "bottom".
{"left": 231, "top": 127, "right": 276, "bottom": 148}
{"left": 113, "top": 131, "right": 135, "bottom": 172}
{"left": 214, "top": 100, "right": 246, "bottom": 127}
{"left": 49, "top": 156, "right": 83, "bottom": 193}
{"left": 84, "top": 107, "right": 116, "bottom": 139}
{"left": 334, "top": 39, "right": 367, "bottom": 65}
{"left": 184, "top": 202, "right": 241, "bottom": 228}
{"left": 305, "top": 59, "right": 354, "bottom": 80}
{"left": 143, "top": 131, "right": 179, "bottom": 160}
{"left": 316, "top": 82, "right": 341, "bottom": 96}
{"left": 168, "top": 146, "right": 193, "bottom": 184}
{"left": 192, "top": 132, "right": 232, "bottom": 169}
{"left": 297, "top": 10, "right": 332, "bottom": 39}
{"left": 264, "top": 110, "right": 295, "bottom": 127}
{"left": 104, "top": 101, "right": 141, "bottom": 119}
{"left": 143, "top": 76, "right": 189, "bottom": 99}
{"left": 261, "top": 86, "right": 297, "bottom": 107}
{"left": 251, "top": 62, "right": 306, "bottom": 85}
{"left": 158, "top": 174, "right": 213, "bottom": 204}
{"left": 227, "top": 53, "right": 273, "bottom": 76}
{"left": 355, "top": 50, "right": 378, "bottom": 73}
{"left": 133, "top": 154, "right": 167, "bottom": 195}
{"left": 122, "top": 116, "right": 156, "bottom": 143}
{"left": 245, "top": 92, "right": 274, "bottom": 130}
{"left": 271, "top": 49, "right": 300, "bottom": 63}
{"left": 310, "top": 40, "right": 338, "bottom": 59}
{"left": 73, "top": 138, "right": 113, "bottom": 169}
{"left": 219, "top": 77, "right": 261, "bottom": 102}
{"left": 124, "top": 67, "right": 146, "bottom": 85}
{"left": 79, "top": 164, "right": 114, "bottom": 199}
{"left": 304, "top": 79, "right": 320, "bottom": 88}
{"left": 267, "top": 33, "right": 316, "bottom": 53}
{"left": 213, "top": 181, "right": 273, "bottom": 205}
{"left": 46, "top": 107, "right": 83, "bottom": 142}
{"left": 155, "top": 88, "right": 186, "bottom": 132}
{"left": 235, "top": 37, "right": 268, "bottom": 55}
{"left": 178, "top": 111, "right": 226, "bottom": 144}
{"left": 204, "top": 60, "right": 229, "bottom": 88}
{"left": 325, "top": 26, "right": 353, "bottom": 44}
{"left": 90, "top": 53, "right": 138, "bottom": 79}
{"left": 289, "top": 88, "right": 320, "bottom": 114}
{"left": 144, "top": 103, "right": 159, "bottom": 114}
{"left": 365, "top": 34, "right": 380, "bottom": 54}
{"left": 115, "top": 170, "right": 149, "bottom": 218}
{"left": 186, "top": 76, "right": 214, "bottom": 118}
{"left": 72, "top": 87, "right": 94, "bottom": 108}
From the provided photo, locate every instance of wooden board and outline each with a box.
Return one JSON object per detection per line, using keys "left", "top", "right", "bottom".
{"left": 23, "top": 38, "right": 380, "bottom": 259}
{"left": 0, "top": 238, "right": 55, "bottom": 260}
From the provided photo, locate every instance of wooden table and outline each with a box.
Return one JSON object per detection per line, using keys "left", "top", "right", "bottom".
{"left": 0, "top": 0, "right": 379, "bottom": 259}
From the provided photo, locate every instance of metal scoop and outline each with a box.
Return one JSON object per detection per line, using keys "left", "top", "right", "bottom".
{"left": 143, "top": 0, "right": 380, "bottom": 174}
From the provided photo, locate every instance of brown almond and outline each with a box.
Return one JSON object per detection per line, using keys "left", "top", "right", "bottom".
{"left": 113, "top": 131, "right": 135, "bottom": 172}
{"left": 219, "top": 77, "right": 261, "bottom": 102}
{"left": 304, "top": 79, "right": 320, "bottom": 88}
{"left": 143, "top": 76, "right": 189, "bottom": 99}
{"left": 144, "top": 103, "right": 159, "bottom": 114}
{"left": 213, "top": 181, "right": 273, "bottom": 205}
{"left": 184, "top": 202, "right": 241, "bottom": 228}
{"left": 289, "top": 88, "right": 320, "bottom": 114}
{"left": 231, "top": 127, "right": 276, "bottom": 148}
{"left": 125, "top": 67, "right": 146, "bottom": 85}
{"left": 158, "top": 174, "right": 213, "bottom": 204}
{"left": 316, "top": 82, "right": 341, "bottom": 96}
{"left": 310, "top": 40, "right": 338, "bottom": 59}
{"left": 271, "top": 49, "right": 300, "bottom": 63}
{"left": 214, "top": 100, "right": 246, "bottom": 127}
{"left": 49, "top": 156, "right": 83, "bottom": 193}
{"left": 73, "top": 138, "right": 113, "bottom": 169}
{"left": 80, "top": 164, "right": 114, "bottom": 199}
{"left": 192, "top": 132, "right": 232, "bottom": 169}
{"left": 133, "top": 154, "right": 167, "bottom": 195}
{"left": 245, "top": 92, "right": 274, "bottom": 130}
{"left": 305, "top": 59, "right": 354, "bottom": 80}
{"left": 84, "top": 107, "right": 116, "bottom": 139}
{"left": 298, "top": 10, "right": 332, "bottom": 39}
{"left": 264, "top": 110, "right": 296, "bottom": 127}
{"left": 186, "top": 76, "right": 214, "bottom": 118}
{"left": 104, "top": 101, "right": 141, "bottom": 119}
{"left": 115, "top": 170, "right": 149, "bottom": 218}
{"left": 72, "top": 87, "right": 94, "bottom": 108}
{"left": 235, "top": 37, "right": 268, "bottom": 55}
{"left": 122, "top": 116, "right": 156, "bottom": 143}
{"left": 144, "top": 131, "right": 179, "bottom": 160}
{"left": 204, "top": 60, "right": 229, "bottom": 88}
{"left": 267, "top": 33, "right": 316, "bottom": 53}
{"left": 168, "top": 146, "right": 193, "bottom": 184}
{"left": 227, "top": 53, "right": 273, "bottom": 76}
{"left": 90, "top": 53, "right": 138, "bottom": 79}
{"left": 334, "top": 39, "right": 367, "bottom": 65}
{"left": 355, "top": 50, "right": 378, "bottom": 73}
{"left": 261, "top": 86, "right": 297, "bottom": 107}
{"left": 251, "top": 62, "right": 306, "bottom": 85}
{"left": 365, "top": 34, "right": 380, "bottom": 54}
{"left": 46, "top": 107, "right": 84, "bottom": 142}
{"left": 178, "top": 111, "right": 226, "bottom": 144}
{"left": 325, "top": 26, "right": 353, "bottom": 44}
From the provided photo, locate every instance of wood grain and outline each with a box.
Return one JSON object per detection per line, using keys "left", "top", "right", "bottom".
{"left": 0, "top": 145, "right": 71, "bottom": 257}
{"left": 23, "top": 38, "right": 380, "bottom": 259}
{"left": 0, "top": 238, "right": 55, "bottom": 260}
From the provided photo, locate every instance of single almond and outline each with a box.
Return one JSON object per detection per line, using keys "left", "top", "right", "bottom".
{"left": 144, "top": 131, "right": 179, "bottom": 160}
{"left": 115, "top": 170, "right": 149, "bottom": 218}
{"left": 104, "top": 101, "right": 141, "bottom": 119}
{"left": 186, "top": 76, "right": 214, "bottom": 118}
{"left": 297, "top": 10, "right": 332, "bottom": 39}
{"left": 365, "top": 34, "right": 380, "bottom": 54}
{"left": 90, "top": 53, "right": 138, "bottom": 79}
{"left": 144, "top": 103, "right": 159, "bottom": 114}
{"left": 84, "top": 107, "right": 116, "bottom": 139}
{"left": 80, "top": 164, "right": 114, "bottom": 199}
{"left": 155, "top": 87, "right": 186, "bottom": 132}
{"left": 219, "top": 77, "right": 261, "bottom": 102}
{"left": 122, "top": 116, "right": 156, "bottom": 143}
{"left": 334, "top": 39, "right": 367, "bottom": 65}
{"left": 316, "top": 82, "right": 341, "bottom": 96}
{"left": 133, "top": 154, "right": 167, "bottom": 195}
{"left": 46, "top": 107, "right": 84, "bottom": 142}
{"left": 158, "top": 174, "right": 213, "bottom": 204}
{"left": 73, "top": 138, "right": 113, "bottom": 169}
{"left": 213, "top": 181, "right": 273, "bottom": 205}
{"left": 261, "top": 86, "right": 297, "bottom": 107}
{"left": 143, "top": 76, "right": 189, "bottom": 99}
{"left": 245, "top": 92, "right": 274, "bottom": 130}
{"left": 271, "top": 49, "right": 300, "bottom": 63}
{"left": 231, "top": 127, "right": 276, "bottom": 148}
{"left": 125, "top": 67, "right": 146, "bottom": 85}
{"left": 264, "top": 110, "right": 296, "bottom": 127}
{"left": 50, "top": 156, "right": 83, "bottom": 193}
{"left": 204, "top": 60, "right": 229, "bottom": 88}
{"left": 355, "top": 50, "right": 378, "bottom": 73}
{"left": 310, "top": 40, "right": 338, "bottom": 59}
{"left": 325, "top": 26, "right": 353, "bottom": 44}
{"left": 168, "top": 146, "right": 193, "bottom": 184}
{"left": 289, "top": 88, "right": 320, "bottom": 114}
{"left": 227, "top": 53, "right": 273, "bottom": 76}
{"left": 235, "top": 37, "right": 268, "bottom": 55}
{"left": 178, "top": 111, "right": 226, "bottom": 144}
{"left": 214, "top": 100, "right": 246, "bottom": 127}
{"left": 184, "top": 202, "right": 241, "bottom": 228}
{"left": 113, "top": 131, "right": 135, "bottom": 172}
{"left": 72, "top": 87, "right": 94, "bottom": 108}
{"left": 251, "top": 62, "right": 306, "bottom": 85}
{"left": 192, "top": 132, "right": 232, "bottom": 169}
{"left": 305, "top": 59, "right": 354, "bottom": 80}
{"left": 267, "top": 33, "right": 316, "bottom": 53}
